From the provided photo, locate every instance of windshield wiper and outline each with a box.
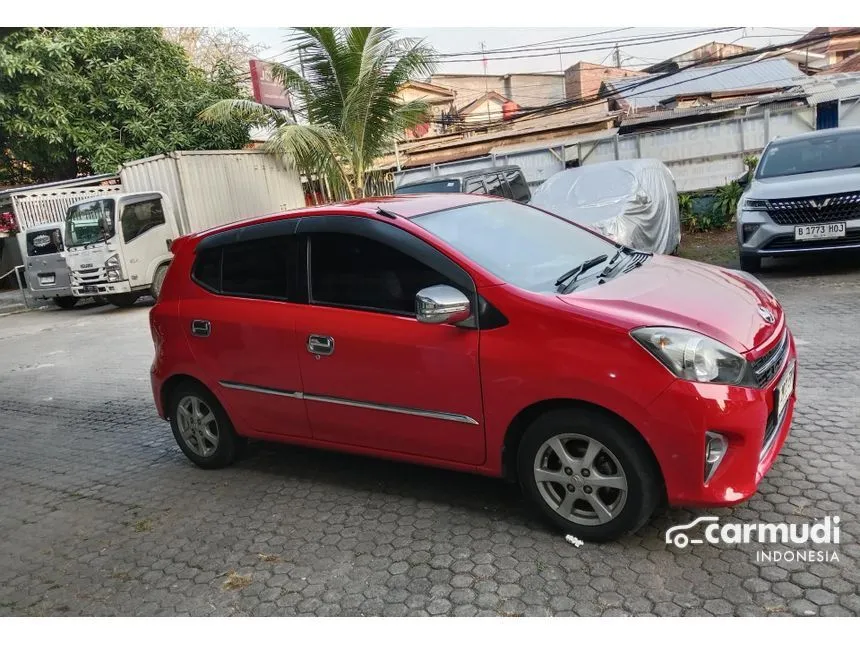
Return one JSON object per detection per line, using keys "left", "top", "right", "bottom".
{"left": 599, "top": 245, "right": 630, "bottom": 278}
{"left": 555, "top": 254, "right": 608, "bottom": 293}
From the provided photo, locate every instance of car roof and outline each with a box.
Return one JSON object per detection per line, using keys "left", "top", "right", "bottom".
{"left": 396, "top": 165, "right": 523, "bottom": 189}
{"left": 188, "top": 193, "right": 500, "bottom": 241}
{"left": 768, "top": 125, "right": 860, "bottom": 145}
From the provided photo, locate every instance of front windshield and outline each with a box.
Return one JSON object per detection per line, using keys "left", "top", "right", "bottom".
{"left": 395, "top": 179, "right": 462, "bottom": 194}
{"left": 413, "top": 200, "right": 617, "bottom": 293}
{"left": 65, "top": 199, "right": 116, "bottom": 248}
{"left": 757, "top": 131, "right": 860, "bottom": 179}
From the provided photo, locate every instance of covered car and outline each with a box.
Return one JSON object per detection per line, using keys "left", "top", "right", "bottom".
{"left": 530, "top": 159, "right": 681, "bottom": 254}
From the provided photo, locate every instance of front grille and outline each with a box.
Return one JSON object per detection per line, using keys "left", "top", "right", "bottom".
{"left": 72, "top": 267, "right": 106, "bottom": 284}
{"left": 751, "top": 329, "right": 789, "bottom": 388}
{"left": 763, "top": 230, "right": 860, "bottom": 250}
{"left": 766, "top": 191, "right": 860, "bottom": 225}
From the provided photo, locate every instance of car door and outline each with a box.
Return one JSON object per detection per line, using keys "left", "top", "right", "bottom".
{"left": 180, "top": 219, "right": 311, "bottom": 438}
{"left": 292, "top": 215, "right": 486, "bottom": 465}
{"left": 24, "top": 227, "right": 71, "bottom": 295}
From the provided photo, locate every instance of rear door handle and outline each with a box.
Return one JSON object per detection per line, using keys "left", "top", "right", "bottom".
{"left": 191, "top": 320, "right": 211, "bottom": 337}
{"left": 307, "top": 334, "right": 334, "bottom": 356}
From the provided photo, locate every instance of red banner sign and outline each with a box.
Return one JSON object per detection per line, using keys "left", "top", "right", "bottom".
{"left": 249, "top": 59, "right": 291, "bottom": 109}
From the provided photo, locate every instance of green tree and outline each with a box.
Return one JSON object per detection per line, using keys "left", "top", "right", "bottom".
{"left": 201, "top": 27, "right": 436, "bottom": 199}
{"left": 0, "top": 28, "right": 252, "bottom": 184}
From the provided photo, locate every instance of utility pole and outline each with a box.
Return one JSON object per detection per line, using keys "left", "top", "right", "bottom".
{"left": 481, "top": 41, "right": 491, "bottom": 125}
{"left": 613, "top": 43, "right": 621, "bottom": 68}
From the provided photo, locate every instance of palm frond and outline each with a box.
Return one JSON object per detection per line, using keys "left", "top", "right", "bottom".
{"left": 199, "top": 99, "right": 290, "bottom": 128}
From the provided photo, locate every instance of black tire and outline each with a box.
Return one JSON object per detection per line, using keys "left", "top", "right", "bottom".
{"left": 739, "top": 253, "right": 761, "bottom": 272}
{"left": 150, "top": 264, "right": 169, "bottom": 301}
{"left": 106, "top": 293, "right": 139, "bottom": 308}
{"left": 168, "top": 381, "right": 241, "bottom": 469}
{"left": 52, "top": 296, "right": 78, "bottom": 309}
{"left": 517, "top": 407, "right": 661, "bottom": 543}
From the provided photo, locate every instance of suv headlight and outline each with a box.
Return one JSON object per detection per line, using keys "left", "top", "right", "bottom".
{"left": 105, "top": 254, "right": 120, "bottom": 268}
{"left": 631, "top": 327, "right": 754, "bottom": 386}
{"left": 740, "top": 198, "right": 768, "bottom": 211}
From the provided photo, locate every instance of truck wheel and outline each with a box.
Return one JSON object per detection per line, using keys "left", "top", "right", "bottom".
{"left": 52, "top": 296, "right": 78, "bottom": 310}
{"left": 739, "top": 254, "right": 761, "bottom": 272}
{"left": 106, "top": 293, "right": 139, "bottom": 308}
{"left": 517, "top": 407, "right": 661, "bottom": 543}
{"left": 168, "top": 381, "right": 240, "bottom": 469}
{"left": 150, "top": 264, "right": 169, "bottom": 300}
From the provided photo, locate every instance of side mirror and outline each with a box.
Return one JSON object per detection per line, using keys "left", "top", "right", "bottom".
{"left": 737, "top": 173, "right": 750, "bottom": 188}
{"left": 415, "top": 285, "right": 471, "bottom": 325}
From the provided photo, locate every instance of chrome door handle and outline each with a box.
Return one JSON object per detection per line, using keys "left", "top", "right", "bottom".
{"left": 307, "top": 334, "right": 335, "bottom": 356}
{"left": 191, "top": 320, "right": 211, "bottom": 337}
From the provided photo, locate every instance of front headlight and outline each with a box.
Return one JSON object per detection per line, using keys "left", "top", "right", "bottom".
{"left": 105, "top": 254, "right": 120, "bottom": 268}
{"left": 631, "top": 327, "right": 754, "bottom": 386}
{"left": 106, "top": 269, "right": 121, "bottom": 282}
{"left": 740, "top": 197, "right": 768, "bottom": 211}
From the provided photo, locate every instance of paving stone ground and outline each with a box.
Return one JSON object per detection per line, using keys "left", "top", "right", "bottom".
{"left": 1, "top": 257, "right": 859, "bottom": 616}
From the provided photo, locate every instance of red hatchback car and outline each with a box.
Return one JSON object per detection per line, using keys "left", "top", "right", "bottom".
{"left": 149, "top": 194, "right": 797, "bottom": 542}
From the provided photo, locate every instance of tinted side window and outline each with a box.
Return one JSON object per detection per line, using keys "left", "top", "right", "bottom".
{"left": 505, "top": 171, "right": 531, "bottom": 202}
{"left": 122, "top": 198, "right": 166, "bottom": 243}
{"left": 310, "top": 233, "right": 452, "bottom": 315}
{"left": 221, "top": 236, "right": 294, "bottom": 300}
{"left": 484, "top": 173, "right": 507, "bottom": 197}
{"left": 192, "top": 247, "right": 221, "bottom": 292}
{"left": 465, "top": 179, "right": 486, "bottom": 194}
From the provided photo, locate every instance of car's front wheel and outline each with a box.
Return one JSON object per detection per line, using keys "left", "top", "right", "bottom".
{"left": 168, "top": 382, "right": 241, "bottom": 469}
{"left": 106, "top": 293, "right": 140, "bottom": 308}
{"left": 517, "top": 408, "right": 661, "bottom": 542}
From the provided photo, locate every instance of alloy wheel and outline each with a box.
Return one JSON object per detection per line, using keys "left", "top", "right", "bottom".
{"left": 176, "top": 395, "right": 219, "bottom": 458}
{"left": 533, "top": 433, "right": 628, "bottom": 526}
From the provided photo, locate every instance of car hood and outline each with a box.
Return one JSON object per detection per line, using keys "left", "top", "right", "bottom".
{"left": 556, "top": 255, "right": 782, "bottom": 352}
{"left": 747, "top": 167, "right": 860, "bottom": 199}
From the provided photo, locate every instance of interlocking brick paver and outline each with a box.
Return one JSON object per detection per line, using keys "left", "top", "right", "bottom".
{"left": 1, "top": 259, "right": 858, "bottom": 615}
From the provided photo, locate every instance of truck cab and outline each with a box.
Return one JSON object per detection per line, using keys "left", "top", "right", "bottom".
{"left": 20, "top": 222, "right": 78, "bottom": 309}
{"left": 65, "top": 191, "right": 177, "bottom": 307}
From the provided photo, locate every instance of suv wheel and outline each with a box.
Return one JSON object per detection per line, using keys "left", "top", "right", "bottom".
{"left": 169, "top": 382, "right": 240, "bottom": 469}
{"left": 739, "top": 254, "right": 761, "bottom": 272}
{"left": 517, "top": 408, "right": 660, "bottom": 542}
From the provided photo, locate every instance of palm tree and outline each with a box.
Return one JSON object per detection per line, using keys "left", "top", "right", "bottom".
{"left": 200, "top": 27, "right": 436, "bottom": 199}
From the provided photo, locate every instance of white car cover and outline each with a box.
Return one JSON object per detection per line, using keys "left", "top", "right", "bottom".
{"left": 530, "top": 159, "right": 681, "bottom": 255}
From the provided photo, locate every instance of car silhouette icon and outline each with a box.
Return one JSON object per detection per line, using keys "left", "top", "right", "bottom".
{"left": 665, "top": 516, "right": 720, "bottom": 548}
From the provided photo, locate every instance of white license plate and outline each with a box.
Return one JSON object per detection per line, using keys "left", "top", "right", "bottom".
{"left": 775, "top": 360, "right": 795, "bottom": 421}
{"left": 39, "top": 274, "right": 55, "bottom": 286}
{"left": 794, "top": 222, "right": 846, "bottom": 241}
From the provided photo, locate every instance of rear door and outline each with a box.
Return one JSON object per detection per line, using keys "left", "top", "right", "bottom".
{"left": 292, "top": 215, "right": 486, "bottom": 465}
{"left": 180, "top": 219, "right": 310, "bottom": 438}
{"left": 24, "top": 227, "right": 71, "bottom": 294}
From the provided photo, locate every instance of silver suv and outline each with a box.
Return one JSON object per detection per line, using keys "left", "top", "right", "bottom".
{"left": 737, "top": 127, "right": 860, "bottom": 271}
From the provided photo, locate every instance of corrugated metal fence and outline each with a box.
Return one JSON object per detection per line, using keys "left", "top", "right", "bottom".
{"left": 394, "top": 104, "right": 825, "bottom": 193}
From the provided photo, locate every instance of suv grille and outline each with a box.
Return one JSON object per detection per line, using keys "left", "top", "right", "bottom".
{"left": 766, "top": 191, "right": 860, "bottom": 225}
{"left": 751, "top": 329, "right": 789, "bottom": 388}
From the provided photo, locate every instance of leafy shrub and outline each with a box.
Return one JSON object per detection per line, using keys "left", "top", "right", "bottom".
{"left": 713, "top": 180, "right": 744, "bottom": 223}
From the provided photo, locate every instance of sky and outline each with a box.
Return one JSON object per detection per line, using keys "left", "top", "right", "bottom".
{"left": 244, "top": 27, "right": 812, "bottom": 76}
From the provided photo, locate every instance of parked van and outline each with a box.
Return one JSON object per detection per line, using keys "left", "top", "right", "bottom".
{"left": 394, "top": 166, "right": 531, "bottom": 203}
{"left": 21, "top": 221, "right": 78, "bottom": 309}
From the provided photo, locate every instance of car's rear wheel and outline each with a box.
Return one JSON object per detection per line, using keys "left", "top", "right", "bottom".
{"left": 517, "top": 408, "right": 661, "bottom": 542}
{"left": 106, "top": 293, "right": 139, "bottom": 308}
{"left": 168, "top": 381, "right": 240, "bottom": 469}
{"left": 52, "top": 296, "right": 78, "bottom": 309}
{"left": 739, "top": 253, "right": 761, "bottom": 272}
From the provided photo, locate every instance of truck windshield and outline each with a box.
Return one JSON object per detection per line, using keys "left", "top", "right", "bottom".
{"left": 65, "top": 199, "right": 116, "bottom": 248}
{"left": 413, "top": 200, "right": 617, "bottom": 293}
{"left": 26, "top": 228, "right": 64, "bottom": 257}
{"left": 757, "top": 131, "right": 860, "bottom": 178}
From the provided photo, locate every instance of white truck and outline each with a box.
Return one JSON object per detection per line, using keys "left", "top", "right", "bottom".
{"left": 64, "top": 150, "right": 306, "bottom": 307}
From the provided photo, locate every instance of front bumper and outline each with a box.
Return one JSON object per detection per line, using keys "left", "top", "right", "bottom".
{"left": 644, "top": 332, "right": 797, "bottom": 507}
{"left": 71, "top": 279, "right": 132, "bottom": 297}
{"left": 738, "top": 212, "right": 860, "bottom": 258}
